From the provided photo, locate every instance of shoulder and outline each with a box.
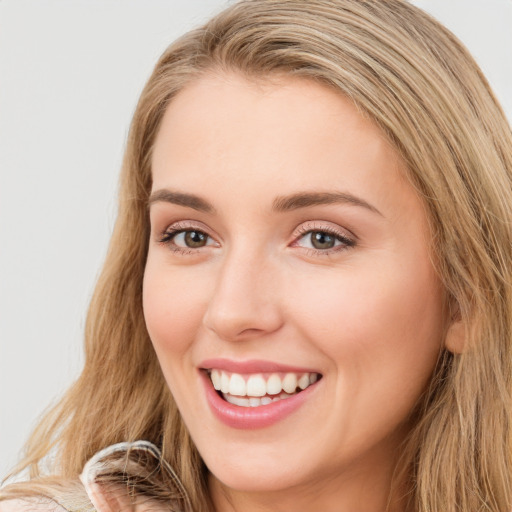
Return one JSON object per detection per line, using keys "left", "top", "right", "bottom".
{"left": 0, "top": 499, "right": 69, "bottom": 512}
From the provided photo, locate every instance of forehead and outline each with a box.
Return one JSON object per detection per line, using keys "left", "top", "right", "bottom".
{"left": 152, "top": 72, "right": 392, "bottom": 162}
{"left": 150, "top": 72, "right": 416, "bottom": 219}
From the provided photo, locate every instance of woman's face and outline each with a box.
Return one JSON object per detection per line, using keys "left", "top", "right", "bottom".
{"left": 144, "top": 73, "right": 447, "bottom": 503}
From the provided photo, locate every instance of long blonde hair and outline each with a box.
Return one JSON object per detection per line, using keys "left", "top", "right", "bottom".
{"left": 3, "top": 1, "right": 512, "bottom": 511}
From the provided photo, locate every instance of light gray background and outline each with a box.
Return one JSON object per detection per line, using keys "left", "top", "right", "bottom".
{"left": 1, "top": 0, "right": 511, "bottom": 480}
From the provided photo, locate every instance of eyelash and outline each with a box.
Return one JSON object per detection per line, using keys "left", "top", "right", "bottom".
{"left": 157, "top": 222, "right": 356, "bottom": 256}
{"left": 293, "top": 223, "right": 356, "bottom": 255}
{"left": 157, "top": 222, "right": 215, "bottom": 255}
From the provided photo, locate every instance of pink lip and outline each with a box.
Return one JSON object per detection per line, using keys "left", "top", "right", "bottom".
{"left": 199, "top": 358, "right": 319, "bottom": 374}
{"left": 199, "top": 369, "right": 320, "bottom": 430}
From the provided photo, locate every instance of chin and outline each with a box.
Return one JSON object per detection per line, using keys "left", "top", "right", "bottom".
{"left": 208, "top": 462, "right": 308, "bottom": 494}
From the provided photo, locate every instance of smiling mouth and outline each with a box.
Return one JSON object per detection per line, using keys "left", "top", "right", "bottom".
{"left": 206, "top": 369, "right": 322, "bottom": 408}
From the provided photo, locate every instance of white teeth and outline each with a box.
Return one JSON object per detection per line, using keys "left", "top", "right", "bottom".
{"left": 224, "top": 395, "right": 250, "bottom": 407}
{"left": 246, "top": 374, "right": 267, "bottom": 397}
{"left": 222, "top": 391, "right": 296, "bottom": 407}
{"left": 210, "top": 369, "right": 320, "bottom": 400}
{"left": 266, "top": 374, "right": 282, "bottom": 395}
{"left": 298, "top": 374, "right": 310, "bottom": 390}
{"left": 211, "top": 369, "right": 221, "bottom": 390}
{"left": 282, "top": 373, "right": 298, "bottom": 394}
{"left": 220, "top": 372, "right": 230, "bottom": 393}
{"left": 229, "top": 373, "right": 246, "bottom": 396}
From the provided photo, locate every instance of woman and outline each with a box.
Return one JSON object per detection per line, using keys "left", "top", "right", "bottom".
{"left": 1, "top": 0, "right": 511, "bottom": 511}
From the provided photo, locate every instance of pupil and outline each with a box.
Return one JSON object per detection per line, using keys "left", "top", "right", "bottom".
{"left": 185, "top": 231, "right": 207, "bottom": 248}
{"left": 311, "top": 231, "right": 335, "bottom": 249}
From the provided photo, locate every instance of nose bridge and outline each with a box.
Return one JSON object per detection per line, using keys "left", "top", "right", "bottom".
{"left": 203, "top": 240, "right": 282, "bottom": 341}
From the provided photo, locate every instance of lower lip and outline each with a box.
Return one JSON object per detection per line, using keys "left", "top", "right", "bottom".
{"left": 200, "top": 371, "right": 319, "bottom": 429}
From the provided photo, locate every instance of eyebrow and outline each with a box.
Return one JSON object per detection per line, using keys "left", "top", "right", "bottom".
{"left": 148, "top": 189, "right": 215, "bottom": 213}
{"left": 272, "top": 191, "right": 383, "bottom": 216}
{"left": 147, "top": 189, "right": 382, "bottom": 216}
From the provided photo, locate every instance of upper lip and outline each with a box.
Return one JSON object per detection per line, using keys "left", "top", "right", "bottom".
{"left": 199, "top": 358, "right": 321, "bottom": 374}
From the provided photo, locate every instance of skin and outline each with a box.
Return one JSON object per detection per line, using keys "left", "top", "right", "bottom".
{"left": 143, "top": 72, "right": 451, "bottom": 512}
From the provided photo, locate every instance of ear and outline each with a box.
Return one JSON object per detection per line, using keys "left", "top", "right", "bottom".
{"left": 444, "top": 319, "right": 466, "bottom": 354}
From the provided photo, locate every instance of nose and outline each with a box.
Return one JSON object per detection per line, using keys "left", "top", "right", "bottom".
{"left": 202, "top": 247, "right": 284, "bottom": 342}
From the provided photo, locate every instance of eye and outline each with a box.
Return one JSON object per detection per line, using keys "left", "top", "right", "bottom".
{"left": 304, "top": 231, "right": 339, "bottom": 250}
{"left": 159, "top": 225, "right": 217, "bottom": 252}
{"left": 173, "top": 230, "right": 210, "bottom": 248}
{"left": 293, "top": 225, "right": 356, "bottom": 253}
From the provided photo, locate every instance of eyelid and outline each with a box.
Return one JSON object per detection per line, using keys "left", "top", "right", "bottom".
{"left": 291, "top": 221, "right": 357, "bottom": 253}
{"left": 292, "top": 220, "right": 356, "bottom": 240}
{"left": 157, "top": 220, "right": 213, "bottom": 239}
{"left": 157, "top": 220, "right": 219, "bottom": 250}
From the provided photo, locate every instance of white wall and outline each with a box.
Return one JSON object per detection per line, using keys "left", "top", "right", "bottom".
{"left": 1, "top": 0, "right": 510, "bottom": 480}
{"left": 0, "top": 0, "right": 231, "bottom": 480}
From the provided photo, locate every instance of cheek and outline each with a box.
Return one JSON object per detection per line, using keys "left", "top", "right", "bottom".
{"left": 294, "top": 260, "right": 442, "bottom": 340}
{"left": 142, "top": 261, "right": 209, "bottom": 359}
{"left": 290, "top": 256, "right": 444, "bottom": 410}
